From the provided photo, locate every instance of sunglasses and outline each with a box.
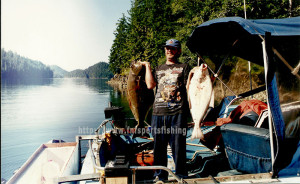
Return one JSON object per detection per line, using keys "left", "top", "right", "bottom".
{"left": 165, "top": 46, "right": 177, "bottom": 51}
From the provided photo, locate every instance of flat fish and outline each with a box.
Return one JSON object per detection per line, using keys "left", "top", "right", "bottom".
{"left": 127, "top": 61, "right": 154, "bottom": 137}
{"left": 188, "top": 64, "right": 214, "bottom": 140}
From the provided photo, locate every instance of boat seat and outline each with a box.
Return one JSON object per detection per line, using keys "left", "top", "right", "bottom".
{"left": 220, "top": 123, "right": 272, "bottom": 174}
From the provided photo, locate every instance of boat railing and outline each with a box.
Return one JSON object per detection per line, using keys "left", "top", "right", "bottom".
{"left": 95, "top": 119, "right": 114, "bottom": 136}
{"left": 59, "top": 119, "right": 184, "bottom": 183}
{"left": 88, "top": 140, "right": 106, "bottom": 171}
{"left": 94, "top": 118, "right": 140, "bottom": 136}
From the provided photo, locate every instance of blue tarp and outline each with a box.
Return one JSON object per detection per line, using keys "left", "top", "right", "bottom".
{"left": 198, "top": 17, "right": 300, "bottom": 36}
{"left": 186, "top": 16, "right": 300, "bottom": 66}
{"left": 186, "top": 16, "right": 300, "bottom": 177}
{"left": 278, "top": 141, "right": 300, "bottom": 177}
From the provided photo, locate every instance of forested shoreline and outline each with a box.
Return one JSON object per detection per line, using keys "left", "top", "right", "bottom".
{"left": 64, "top": 62, "right": 113, "bottom": 79}
{"left": 1, "top": 49, "right": 113, "bottom": 79}
{"left": 1, "top": 49, "right": 53, "bottom": 79}
{"left": 108, "top": 0, "right": 299, "bottom": 103}
{"left": 109, "top": 0, "right": 299, "bottom": 75}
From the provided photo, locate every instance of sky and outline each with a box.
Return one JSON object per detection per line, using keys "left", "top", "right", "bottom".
{"left": 1, "top": 0, "right": 132, "bottom": 71}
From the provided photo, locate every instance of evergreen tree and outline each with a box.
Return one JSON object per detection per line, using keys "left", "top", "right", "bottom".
{"left": 109, "top": 15, "right": 131, "bottom": 74}
{"left": 108, "top": 0, "right": 299, "bottom": 74}
{"left": 1, "top": 49, "right": 53, "bottom": 79}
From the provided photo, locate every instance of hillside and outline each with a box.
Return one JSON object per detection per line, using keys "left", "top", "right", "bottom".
{"left": 64, "top": 62, "right": 113, "bottom": 79}
{"left": 1, "top": 49, "right": 113, "bottom": 80}
{"left": 49, "top": 65, "right": 68, "bottom": 78}
{"left": 1, "top": 49, "right": 53, "bottom": 79}
{"left": 64, "top": 69, "right": 87, "bottom": 78}
{"left": 86, "top": 62, "right": 113, "bottom": 79}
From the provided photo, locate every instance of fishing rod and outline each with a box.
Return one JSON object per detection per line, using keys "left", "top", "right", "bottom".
{"left": 196, "top": 52, "right": 238, "bottom": 97}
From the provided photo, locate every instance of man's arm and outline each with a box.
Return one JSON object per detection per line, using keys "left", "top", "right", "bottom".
{"left": 140, "top": 62, "right": 156, "bottom": 89}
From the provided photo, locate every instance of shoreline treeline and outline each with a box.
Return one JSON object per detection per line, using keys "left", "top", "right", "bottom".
{"left": 109, "top": 0, "right": 299, "bottom": 75}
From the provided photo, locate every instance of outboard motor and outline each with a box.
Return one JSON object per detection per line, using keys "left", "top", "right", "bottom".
{"left": 104, "top": 102, "right": 125, "bottom": 128}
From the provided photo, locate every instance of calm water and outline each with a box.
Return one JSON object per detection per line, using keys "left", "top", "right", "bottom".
{"left": 1, "top": 78, "right": 131, "bottom": 181}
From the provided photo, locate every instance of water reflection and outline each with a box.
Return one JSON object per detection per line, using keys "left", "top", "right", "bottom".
{"left": 1, "top": 78, "right": 54, "bottom": 86}
{"left": 107, "top": 83, "right": 153, "bottom": 127}
{"left": 1, "top": 78, "right": 115, "bottom": 180}
{"left": 0, "top": 77, "right": 148, "bottom": 180}
{"left": 86, "top": 79, "right": 111, "bottom": 93}
{"left": 108, "top": 84, "right": 134, "bottom": 127}
{"left": 65, "top": 78, "right": 111, "bottom": 94}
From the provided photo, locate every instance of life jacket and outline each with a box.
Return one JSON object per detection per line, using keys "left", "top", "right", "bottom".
{"left": 135, "top": 151, "right": 154, "bottom": 166}
{"left": 216, "top": 99, "right": 267, "bottom": 126}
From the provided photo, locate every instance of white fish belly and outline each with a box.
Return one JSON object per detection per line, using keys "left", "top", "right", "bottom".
{"left": 189, "top": 68, "right": 212, "bottom": 140}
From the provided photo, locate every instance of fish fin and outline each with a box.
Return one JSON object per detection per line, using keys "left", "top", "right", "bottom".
{"left": 188, "top": 94, "right": 192, "bottom": 109}
{"left": 191, "top": 126, "right": 204, "bottom": 140}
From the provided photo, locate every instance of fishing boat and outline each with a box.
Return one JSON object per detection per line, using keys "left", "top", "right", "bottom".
{"left": 7, "top": 16, "right": 299, "bottom": 183}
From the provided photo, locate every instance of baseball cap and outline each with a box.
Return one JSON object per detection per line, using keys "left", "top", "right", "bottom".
{"left": 163, "top": 39, "right": 181, "bottom": 49}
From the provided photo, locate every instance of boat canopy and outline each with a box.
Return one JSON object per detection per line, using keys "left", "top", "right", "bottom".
{"left": 186, "top": 16, "right": 300, "bottom": 66}
{"left": 186, "top": 16, "right": 300, "bottom": 177}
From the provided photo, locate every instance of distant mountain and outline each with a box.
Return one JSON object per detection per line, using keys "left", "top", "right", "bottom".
{"left": 1, "top": 49, "right": 113, "bottom": 80}
{"left": 64, "top": 69, "right": 87, "bottom": 78}
{"left": 1, "top": 49, "right": 53, "bottom": 79}
{"left": 64, "top": 62, "right": 113, "bottom": 79}
{"left": 49, "top": 65, "right": 68, "bottom": 78}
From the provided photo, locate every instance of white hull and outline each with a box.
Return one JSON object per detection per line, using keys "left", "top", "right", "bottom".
{"left": 7, "top": 142, "right": 79, "bottom": 184}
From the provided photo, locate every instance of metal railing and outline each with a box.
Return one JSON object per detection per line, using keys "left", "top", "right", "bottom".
{"left": 88, "top": 139, "right": 184, "bottom": 183}
{"left": 58, "top": 119, "right": 185, "bottom": 183}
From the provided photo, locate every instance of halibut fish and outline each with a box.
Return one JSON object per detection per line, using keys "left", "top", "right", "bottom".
{"left": 188, "top": 64, "right": 214, "bottom": 140}
{"left": 127, "top": 61, "right": 154, "bottom": 137}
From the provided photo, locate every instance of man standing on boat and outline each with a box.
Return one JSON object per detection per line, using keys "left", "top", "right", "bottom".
{"left": 140, "top": 39, "right": 190, "bottom": 180}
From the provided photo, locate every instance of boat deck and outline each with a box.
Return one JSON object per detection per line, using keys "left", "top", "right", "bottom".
{"left": 7, "top": 142, "right": 78, "bottom": 184}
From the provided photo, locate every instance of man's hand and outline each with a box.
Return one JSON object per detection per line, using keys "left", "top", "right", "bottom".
{"left": 139, "top": 61, "right": 156, "bottom": 89}
{"left": 139, "top": 61, "right": 151, "bottom": 69}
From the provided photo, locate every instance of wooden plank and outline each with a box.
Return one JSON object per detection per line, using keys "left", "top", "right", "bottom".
{"left": 106, "top": 177, "right": 128, "bottom": 184}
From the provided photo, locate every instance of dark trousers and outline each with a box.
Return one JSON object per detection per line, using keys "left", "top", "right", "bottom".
{"left": 151, "top": 113, "right": 187, "bottom": 179}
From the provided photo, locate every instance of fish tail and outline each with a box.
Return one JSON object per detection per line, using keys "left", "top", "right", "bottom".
{"left": 136, "top": 120, "right": 145, "bottom": 129}
{"left": 191, "top": 126, "right": 204, "bottom": 140}
{"left": 133, "top": 122, "right": 150, "bottom": 138}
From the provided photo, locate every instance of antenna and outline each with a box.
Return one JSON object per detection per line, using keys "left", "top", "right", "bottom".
{"left": 243, "top": 0, "right": 247, "bottom": 19}
{"left": 243, "top": 0, "right": 253, "bottom": 97}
